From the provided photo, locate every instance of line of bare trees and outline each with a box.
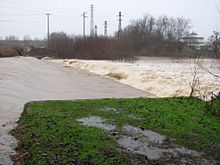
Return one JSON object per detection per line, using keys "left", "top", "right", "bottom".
{"left": 122, "top": 14, "right": 191, "bottom": 56}
{"left": 49, "top": 32, "right": 135, "bottom": 61}
{"left": 48, "top": 14, "right": 191, "bottom": 60}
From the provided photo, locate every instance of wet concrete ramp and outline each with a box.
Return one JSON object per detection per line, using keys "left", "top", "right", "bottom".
{"left": 0, "top": 57, "right": 152, "bottom": 164}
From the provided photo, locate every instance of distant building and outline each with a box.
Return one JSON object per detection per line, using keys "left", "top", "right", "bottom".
{"left": 200, "top": 41, "right": 214, "bottom": 53}
{"left": 182, "top": 32, "right": 204, "bottom": 49}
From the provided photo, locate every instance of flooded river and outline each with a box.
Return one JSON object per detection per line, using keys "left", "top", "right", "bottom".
{"left": 1, "top": 56, "right": 219, "bottom": 164}
{"left": 49, "top": 57, "right": 220, "bottom": 98}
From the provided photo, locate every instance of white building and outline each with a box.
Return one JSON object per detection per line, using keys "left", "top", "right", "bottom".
{"left": 182, "top": 32, "right": 204, "bottom": 49}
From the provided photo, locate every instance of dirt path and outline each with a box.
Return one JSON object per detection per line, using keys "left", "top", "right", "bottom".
{"left": 0, "top": 57, "right": 153, "bottom": 165}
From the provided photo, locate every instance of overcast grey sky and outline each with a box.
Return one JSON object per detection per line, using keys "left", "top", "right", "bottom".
{"left": 0, "top": 0, "right": 220, "bottom": 40}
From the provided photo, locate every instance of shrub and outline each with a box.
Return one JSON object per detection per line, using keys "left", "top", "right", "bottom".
{"left": 49, "top": 32, "right": 136, "bottom": 61}
{"left": 205, "top": 92, "right": 220, "bottom": 116}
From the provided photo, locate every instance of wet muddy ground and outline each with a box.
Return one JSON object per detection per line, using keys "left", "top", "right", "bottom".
{"left": 77, "top": 115, "right": 216, "bottom": 164}
{"left": 0, "top": 57, "right": 152, "bottom": 165}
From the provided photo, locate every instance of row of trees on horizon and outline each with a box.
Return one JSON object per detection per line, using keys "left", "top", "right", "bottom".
{"left": 48, "top": 14, "right": 203, "bottom": 60}
{"left": 1, "top": 14, "right": 219, "bottom": 61}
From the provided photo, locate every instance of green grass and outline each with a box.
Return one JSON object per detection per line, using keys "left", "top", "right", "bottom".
{"left": 11, "top": 97, "right": 220, "bottom": 164}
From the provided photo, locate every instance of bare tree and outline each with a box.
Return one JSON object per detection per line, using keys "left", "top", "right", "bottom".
{"left": 176, "top": 17, "right": 191, "bottom": 42}
{"left": 189, "top": 31, "right": 220, "bottom": 106}
{"left": 210, "top": 31, "right": 220, "bottom": 59}
{"left": 122, "top": 14, "right": 191, "bottom": 56}
{"left": 189, "top": 52, "right": 202, "bottom": 98}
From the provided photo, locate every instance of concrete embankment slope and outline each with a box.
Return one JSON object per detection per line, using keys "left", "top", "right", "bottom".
{"left": 0, "top": 57, "right": 153, "bottom": 164}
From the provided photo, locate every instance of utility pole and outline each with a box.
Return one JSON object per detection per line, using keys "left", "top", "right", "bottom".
{"left": 90, "top": 4, "right": 94, "bottom": 37}
{"left": 104, "top": 21, "right": 108, "bottom": 36}
{"left": 46, "top": 13, "right": 51, "bottom": 47}
{"left": 94, "top": 25, "right": 97, "bottom": 37}
{"left": 117, "top": 11, "right": 122, "bottom": 39}
{"left": 82, "top": 12, "right": 87, "bottom": 37}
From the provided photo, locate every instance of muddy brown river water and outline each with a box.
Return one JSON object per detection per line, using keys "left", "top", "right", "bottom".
{"left": 50, "top": 57, "right": 220, "bottom": 98}
{"left": 0, "top": 57, "right": 152, "bottom": 165}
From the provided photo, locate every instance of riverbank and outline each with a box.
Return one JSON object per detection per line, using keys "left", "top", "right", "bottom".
{"left": 12, "top": 98, "right": 220, "bottom": 164}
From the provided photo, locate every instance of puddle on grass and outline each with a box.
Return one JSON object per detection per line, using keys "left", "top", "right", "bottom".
{"left": 77, "top": 116, "right": 115, "bottom": 131}
{"left": 124, "top": 125, "right": 165, "bottom": 144}
{"left": 100, "top": 107, "right": 117, "bottom": 112}
{"left": 119, "top": 125, "right": 204, "bottom": 161}
{"left": 118, "top": 136, "right": 200, "bottom": 161}
{"left": 77, "top": 116, "right": 216, "bottom": 164}
{"left": 118, "top": 136, "right": 163, "bottom": 160}
{"left": 99, "top": 106, "right": 124, "bottom": 113}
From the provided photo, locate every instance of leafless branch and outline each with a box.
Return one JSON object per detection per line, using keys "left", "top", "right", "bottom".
{"left": 215, "top": 1, "right": 220, "bottom": 16}
{"left": 198, "top": 63, "right": 220, "bottom": 79}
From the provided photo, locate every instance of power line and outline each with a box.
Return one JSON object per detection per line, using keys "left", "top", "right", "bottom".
{"left": 0, "top": 2, "right": 121, "bottom": 38}
{"left": 0, "top": 13, "right": 42, "bottom": 17}
{"left": 0, "top": 19, "right": 44, "bottom": 23}
{"left": 0, "top": 5, "right": 44, "bottom": 14}
{"left": 52, "top": 15, "right": 80, "bottom": 21}
{"left": 1, "top": 0, "right": 40, "bottom": 10}
{"left": 1, "top": 0, "right": 81, "bottom": 14}
{"left": 0, "top": 13, "right": 43, "bottom": 19}
{"left": 0, "top": 10, "right": 80, "bottom": 19}
{"left": 214, "top": 0, "right": 220, "bottom": 16}
{"left": 0, "top": 0, "right": 82, "bottom": 19}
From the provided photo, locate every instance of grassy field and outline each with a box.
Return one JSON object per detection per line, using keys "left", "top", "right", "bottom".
{"left": 11, "top": 97, "right": 220, "bottom": 164}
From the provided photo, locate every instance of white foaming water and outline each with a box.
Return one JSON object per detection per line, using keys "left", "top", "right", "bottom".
{"left": 48, "top": 57, "right": 220, "bottom": 98}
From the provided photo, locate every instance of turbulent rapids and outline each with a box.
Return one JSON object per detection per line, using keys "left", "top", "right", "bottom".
{"left": 48, "top": 57, "right": 220, "bottom": 99}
